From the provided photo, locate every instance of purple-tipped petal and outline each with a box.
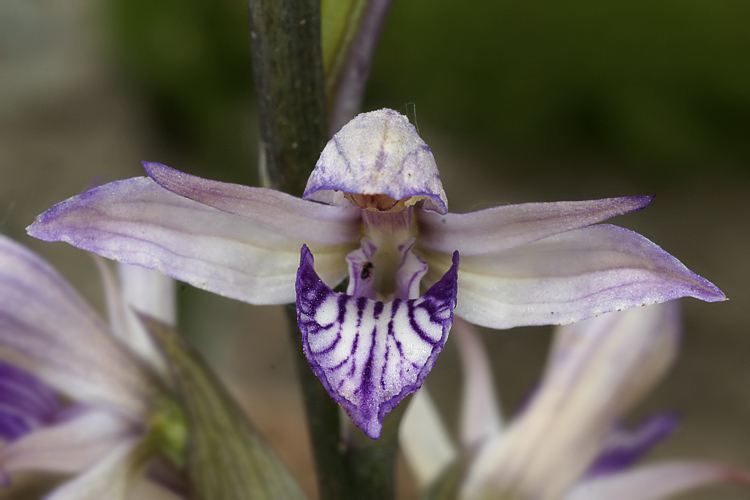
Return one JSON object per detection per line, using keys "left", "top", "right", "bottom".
{"left": 418, "top": 196, "right": 653, "bottom": 255}
{"left": 566, "top": 461, "right": 750, "bottom": 500}
{"left": 27, "top": 177, "right": 356, "bottom": 305}
{"left": 420, "top": 224, "right": 725, "bottom": 329}
{"left": 304, "top": 109, "right": 449, "bottom": 214}
{"left": 394, "top": 238, "right": 429, "bottom": 300}
{"left": 0, "top": 236, "right": 150, "bottom": 417}
{"left": 587, "top": 414, "right": 679, "bottom": 477}
{"left": 461, "top": 303, "right": 681, "bottom": 500}
{"left": 143, "top": 161, "right": 361, "bottom": 245}
{"left": 296, "top": 245, "right": 458, "bottom": 439}
{"left": 0, "top": 362, "right": 60, "bottom": 442}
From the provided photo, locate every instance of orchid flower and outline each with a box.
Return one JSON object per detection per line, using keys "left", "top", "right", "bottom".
{"left": 27, "top": 108, "right": 725, "bottom": 439}
{"left": 400, "top": 307, "right": 750, "bottom": 500}
{"left": 0, "top": 235, "right": 181, "bottom": 499}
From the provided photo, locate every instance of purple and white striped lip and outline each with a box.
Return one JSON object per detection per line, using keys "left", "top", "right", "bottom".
{"left": 296, "top": 245, "right": 459, "bottom": 439}
{"left": 0, "top": 362, "right": 60, "bottom": 443}
{"left": 303, "top": 109, "right": 449, "bottom": 215}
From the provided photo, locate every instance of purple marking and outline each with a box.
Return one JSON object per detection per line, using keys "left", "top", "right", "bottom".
{"left": 375, "top": 137, "right": 387, "bottom": 173}
{"left": 296, "top": 245, "right": 459, "bottom": 439}
{"left": 587, "top": 414, "right": 679, "bottom": 477}
{"left": 315, "top": 330, "right": 341, "bottom": 356}
{"left": 0, "top": 413, "right": 31, "bottom": 442}
{"left": 332, "top": 136, "right": 352, "bottom": 173}
{"left": 0, "top": 362, "right": 60, "bottom": 442}
{"left": 373, "top": 301, "right": 384, "bottom": 319}
{"left": 407, "top": 302, "right": 439, "bottom": 346}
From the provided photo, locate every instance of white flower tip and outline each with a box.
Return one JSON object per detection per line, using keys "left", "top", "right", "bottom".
{"left": 303, "top": 109, "right": 448, "bottom": 214}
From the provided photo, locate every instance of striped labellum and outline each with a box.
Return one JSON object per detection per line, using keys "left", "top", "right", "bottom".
{"left": 296, "top": 245, "right": 458, "bottom": 439}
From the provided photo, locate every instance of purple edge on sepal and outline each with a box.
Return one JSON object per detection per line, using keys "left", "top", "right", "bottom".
{"left": 143, "top": 161, "right": 172, "bottom": 180}
{"left": 143, "top": 161, "right": 196, "bottom": 194}
{"left": 296, "top": 245, "right": 459, "bottom": 439}
{"left": 26, "top": 177, "right": 133, "bottom": 241}
{"left": 625, "top": 195, "right": 654, "bottom": 212}
{"left": 600, "top": 196, "right": 725, "bottom": 305}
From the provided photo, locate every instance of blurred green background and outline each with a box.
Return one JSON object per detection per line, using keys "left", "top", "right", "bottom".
{"left": 101, "top": 0, "right": 750, "bottom": 183}
{"left": 1, "top": 0, "right": 748, "bottom": 498}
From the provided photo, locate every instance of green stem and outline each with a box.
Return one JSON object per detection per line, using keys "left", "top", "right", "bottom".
{"left": 248, "top": 0, "right": 327, "bottom": 196}
{"left": 345, "top": 394, "right": 408, "bottom": 499}
{"left": 246, "top": 3, "right": 353, "bottom": 496}
{"left": 247, "top": 2, "right": 399, "bottom": 498}
{"left": 284, "top": 305, "right": 355, "bottom": 499}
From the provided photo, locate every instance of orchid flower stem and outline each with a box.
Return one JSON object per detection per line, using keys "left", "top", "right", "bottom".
{"left": 248, "top": 1, "right": 400, "bottom": 497}
{"left": 247, "top": 0, "right": 327, "bottom": 197}
{"left": 284, "top": 305, "right": 355, "bottom": 499}
{"left": 247, "top": 0, "right": 348, "bottom": 494}
{"left": 346, "top": 394, "right": 407, "bottom": 499}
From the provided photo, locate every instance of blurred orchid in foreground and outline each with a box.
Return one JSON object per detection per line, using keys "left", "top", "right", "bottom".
{"left": 28, "top": 109, "right": 725, "bottom": 438}
{"left": 400, "top": 307, "right": 750, "bottom": 499}
{"left": 0, "top": 235, "right": 182, "bottom": 499}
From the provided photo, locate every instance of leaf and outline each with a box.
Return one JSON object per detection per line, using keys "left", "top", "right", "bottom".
{"left": 142, "top": 315, "right": 306, "bottom": 500}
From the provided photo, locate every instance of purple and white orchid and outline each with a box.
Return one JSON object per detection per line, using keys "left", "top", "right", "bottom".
{"left": 0, "top": 235, "right": 176, "bottom": 499}
{"left": 400, "top": 307, "right": 750, "bottom": 499}
{"left": 27, "top": 108, "right": 725, "bottom": 439}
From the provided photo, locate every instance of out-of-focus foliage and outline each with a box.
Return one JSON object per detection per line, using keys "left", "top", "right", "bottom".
{"left": 368, "top": 0, "right": 750, "bottom": 177}
{"left": 105, "top": 0, "right": 750, "bottom": 180}
{"left": 104, "top": 0, "right": 256, "bottom": 183}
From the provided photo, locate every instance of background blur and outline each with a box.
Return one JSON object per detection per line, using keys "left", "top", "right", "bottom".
{"left": 1, "top": 0, "right": 748, "bottom": 498}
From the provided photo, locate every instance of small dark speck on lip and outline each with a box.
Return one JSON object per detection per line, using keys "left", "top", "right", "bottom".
{"left": 360, "top": 262, "right": 373, "bottom": 280}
